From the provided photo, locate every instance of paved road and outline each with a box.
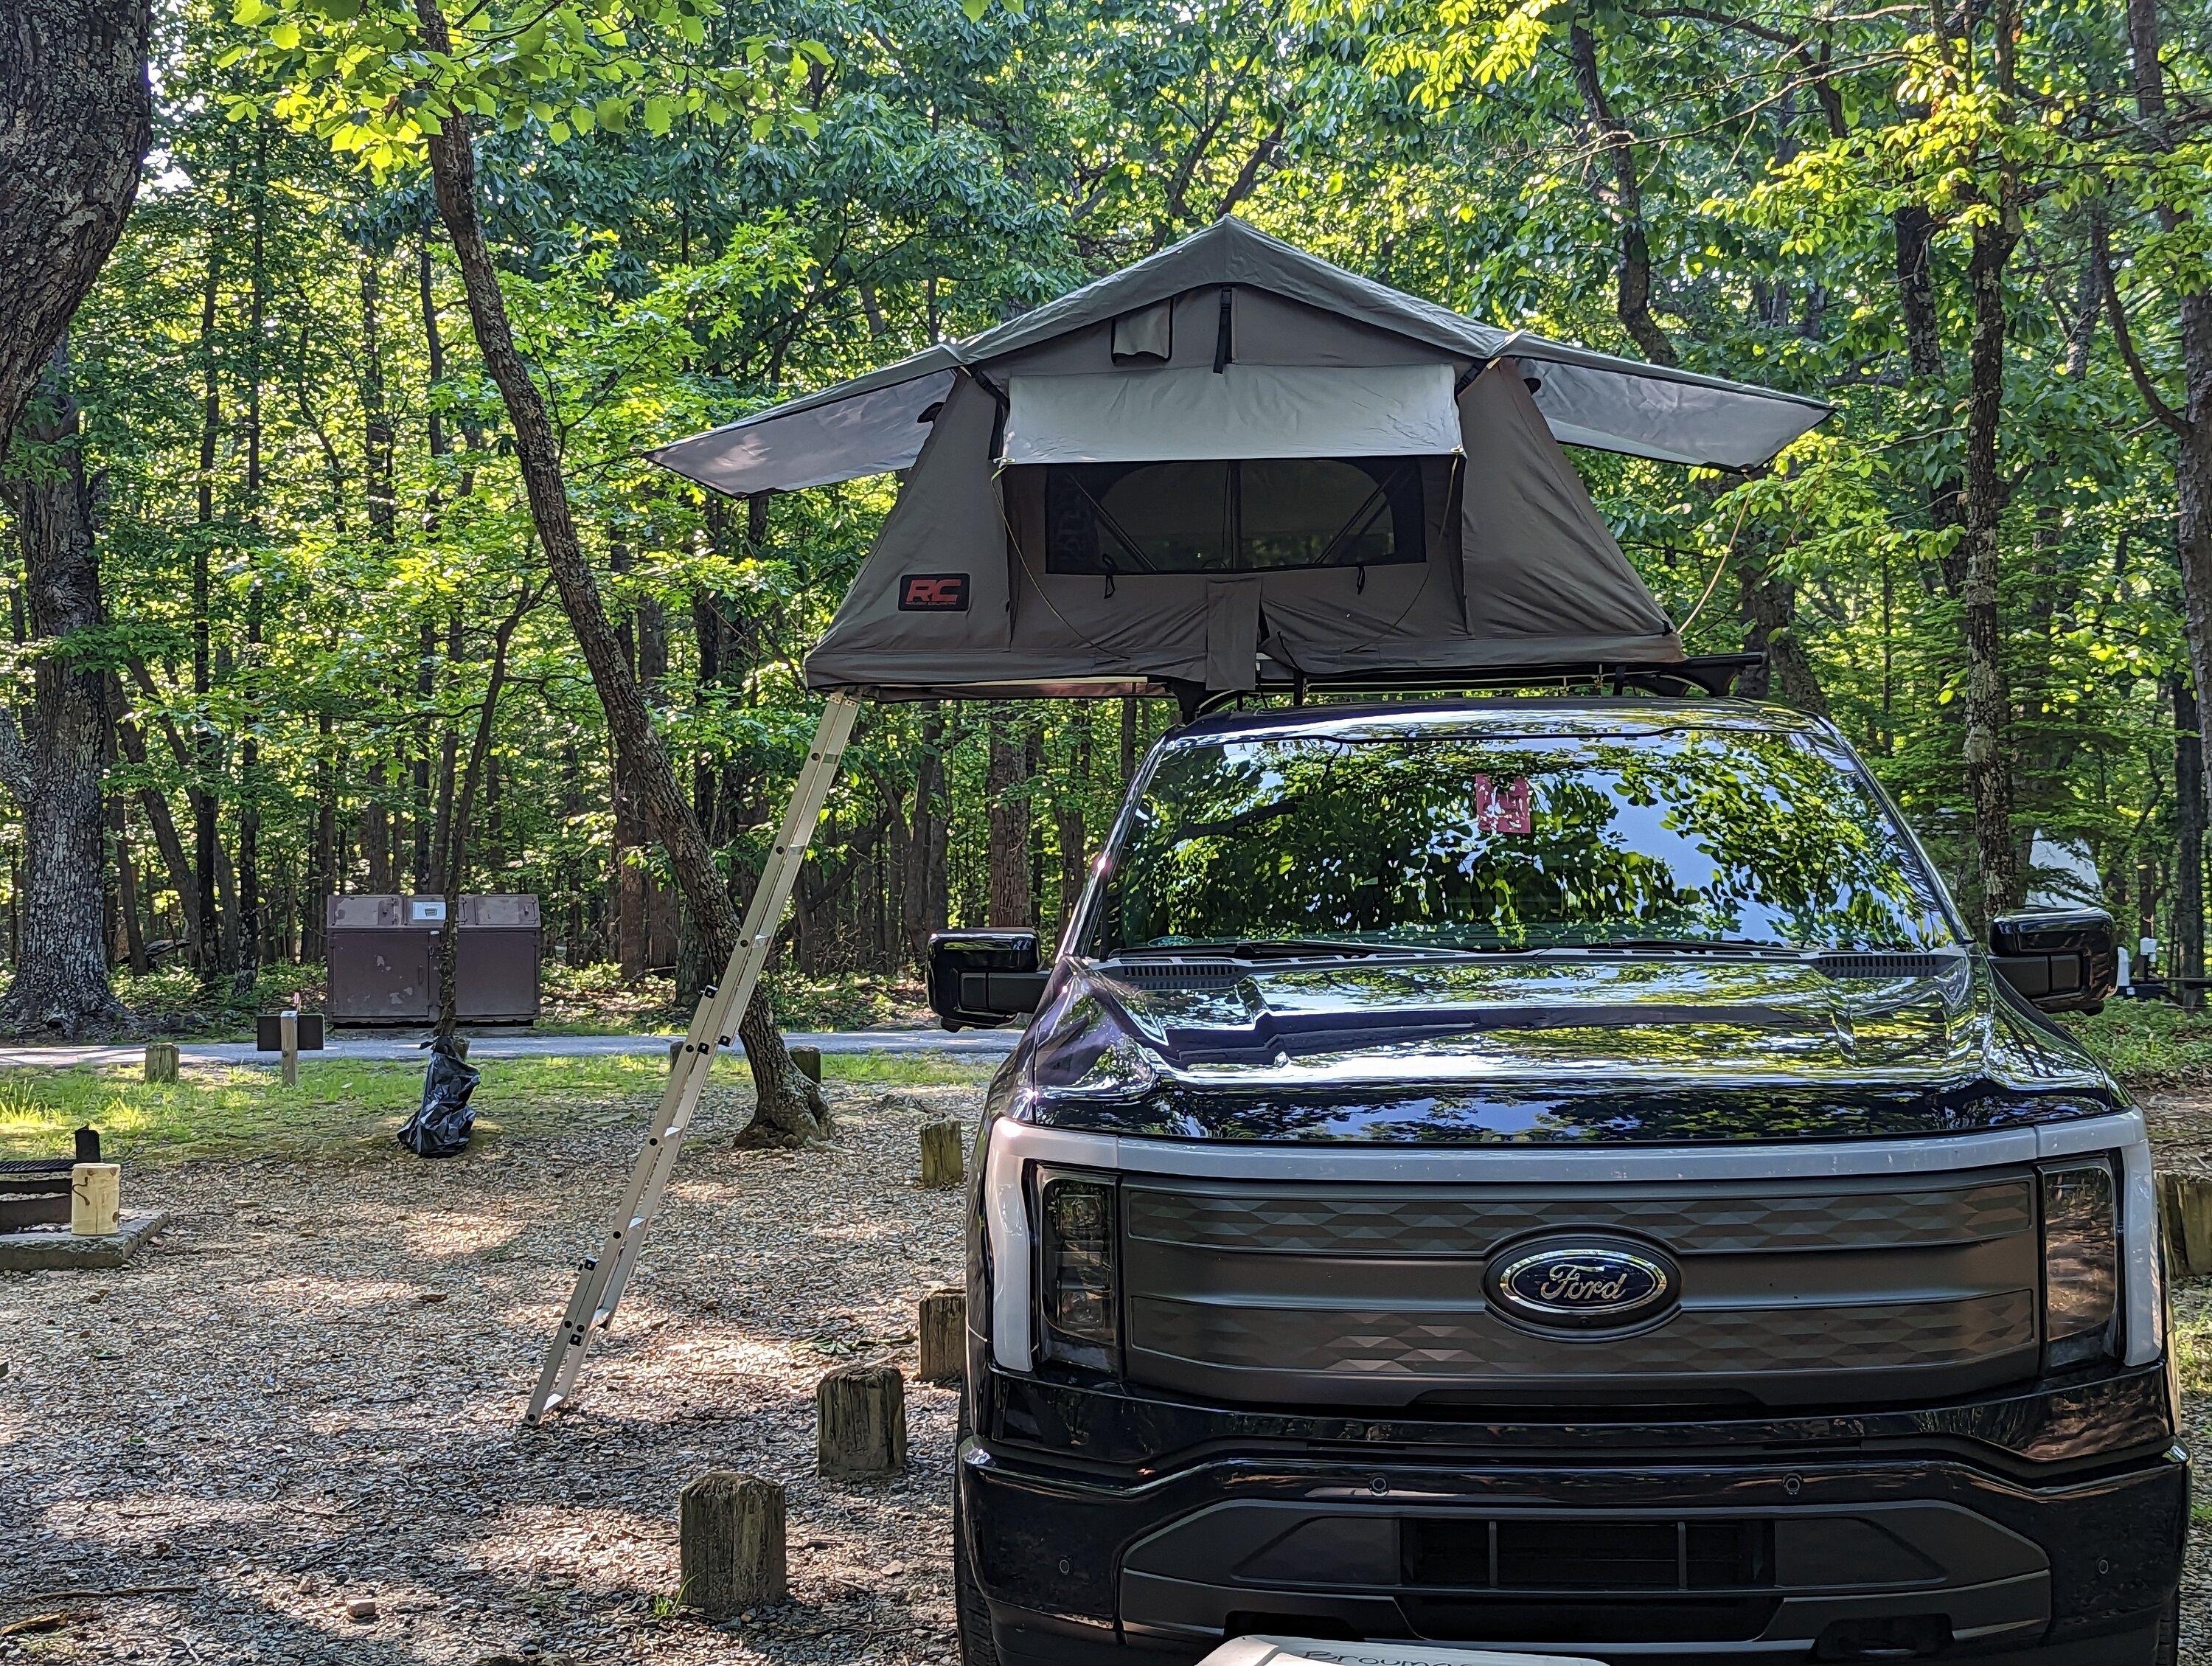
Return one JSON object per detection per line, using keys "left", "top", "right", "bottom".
{"left": 0, "top": 1027, "right": 1018, "bottom": 1070}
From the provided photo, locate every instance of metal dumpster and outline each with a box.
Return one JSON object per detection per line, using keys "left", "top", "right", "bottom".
{"left": 325, "top": 894, "right": 541, "bottom": 1025}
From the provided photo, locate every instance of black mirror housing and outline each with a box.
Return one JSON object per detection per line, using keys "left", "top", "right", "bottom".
{"left": 928, "top": 930, "right": 1048, "bottom": 1031}
{"left": 1990, "top": 907, "right": 2119, "bottom": 1015}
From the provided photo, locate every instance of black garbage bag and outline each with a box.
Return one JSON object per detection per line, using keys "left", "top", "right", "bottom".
{"left": 397, "top": 1035, "right": 481, "bottom": 1158}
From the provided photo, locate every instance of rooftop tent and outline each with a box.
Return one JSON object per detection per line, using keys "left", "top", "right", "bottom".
{"left": 647, "top": 217, "right": 1832, "bottom": 701}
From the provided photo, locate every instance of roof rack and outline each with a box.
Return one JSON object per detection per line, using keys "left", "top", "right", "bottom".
{"left": 1185, "top": 653, "right": 1765, "bottom": 718}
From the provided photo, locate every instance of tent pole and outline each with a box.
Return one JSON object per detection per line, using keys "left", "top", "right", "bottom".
{"left": 525, "top": 690, "right": 863, "bottom": 1423}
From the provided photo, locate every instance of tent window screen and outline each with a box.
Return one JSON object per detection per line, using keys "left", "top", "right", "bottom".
{"left": 1043, "top": 457, "right": 1425, "bottom": 575}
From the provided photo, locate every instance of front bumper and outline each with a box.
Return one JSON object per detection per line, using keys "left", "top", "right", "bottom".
{"left": 959, "top": 1364, "right": 2188, "bottom": 1664}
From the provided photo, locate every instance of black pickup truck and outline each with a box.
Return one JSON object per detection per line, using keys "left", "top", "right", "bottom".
{"left": 931, "top": 698, "right": 2183, "bottom": 1666}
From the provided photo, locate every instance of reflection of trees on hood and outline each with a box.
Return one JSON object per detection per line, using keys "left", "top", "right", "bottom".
{"left": 1104, "top": 733, "right": 1950, "bottom": 952}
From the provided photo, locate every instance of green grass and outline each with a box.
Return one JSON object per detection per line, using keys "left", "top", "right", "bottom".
{"left": 2061, "top": 1002, "right": 2212, "bottom": 1092}
{"left": 0, "top": 1048, "right": 990, "bottom": 1166}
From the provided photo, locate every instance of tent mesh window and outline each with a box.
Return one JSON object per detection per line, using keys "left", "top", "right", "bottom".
{"left": 1043, "top": 456, "right": 1426, "bottom": 576}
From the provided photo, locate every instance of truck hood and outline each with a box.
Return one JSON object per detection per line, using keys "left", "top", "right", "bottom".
{"left": 1005, "top": 954, "right": 2122, "bottom": 1142}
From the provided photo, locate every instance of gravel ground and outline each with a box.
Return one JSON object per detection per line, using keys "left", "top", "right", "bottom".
{"left": 1, "top": 1076, "right": 981, "bottom": 1665}
{"left": 7, "top": 1080, "right": 2211, "bottom": 1665}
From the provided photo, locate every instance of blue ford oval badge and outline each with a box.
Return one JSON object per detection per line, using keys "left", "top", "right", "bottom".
{"left": 1484, "top": 1236, "right": 1680, "bottom": 1332}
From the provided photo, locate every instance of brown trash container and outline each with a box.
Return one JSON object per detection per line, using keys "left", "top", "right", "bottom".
{"left": 324, "top": 895, "right": 541, "bottom": 1025}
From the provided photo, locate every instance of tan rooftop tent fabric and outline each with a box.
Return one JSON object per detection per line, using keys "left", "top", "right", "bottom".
{"left": 649, "top": 218, "right": 1824, "bottom": 700}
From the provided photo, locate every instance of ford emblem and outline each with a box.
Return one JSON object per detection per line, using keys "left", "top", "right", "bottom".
{"left": 1484, "top": 1236, "right": 1681, "bottom": 1332}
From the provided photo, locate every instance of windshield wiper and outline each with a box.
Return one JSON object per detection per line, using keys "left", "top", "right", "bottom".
{"left": 1118, "top": 939, "right": 1488, "bottom": 962}
{"left": 1574, "top": 937, "right": 1806, "bottom": 957}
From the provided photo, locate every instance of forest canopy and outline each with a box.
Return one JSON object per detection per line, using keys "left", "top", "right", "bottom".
{"left": 0, "top": 0, "right": 2208, "bottom": 1035}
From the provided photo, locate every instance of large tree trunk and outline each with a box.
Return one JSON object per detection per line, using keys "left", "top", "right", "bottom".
{"left": 0, "top": 343, "right": 126, "bottom": 1033}
{"left": 987, "top": 708, "right": 1033, "bottom": 927}
{"left": 1568, "top": 17, "right": 1674, "bottom": 367}
{"left": 2174, "top": 676, "right": 2205, "bottom": 1009}
{"left": 1957, "top": 33, "right": 2023, "bottom": 921}
{"left": 411, "top": 0, "right": 824, "bottom": 1139}
{"left": 2122, "top": 0, "right": 2212, "bottom": 854}
{"left": 0, "top": 0, "right": 150, "bottom": 452}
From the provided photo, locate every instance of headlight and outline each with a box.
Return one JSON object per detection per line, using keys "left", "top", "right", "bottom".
{"left": 2041, "top": 1159, "right": 2118, "bottom": 1371}
{"left": 1035, "top": 1167, "right": 1119, "bottom": 1374}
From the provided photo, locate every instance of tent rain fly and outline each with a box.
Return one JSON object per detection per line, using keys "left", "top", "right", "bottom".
{"left": 649, "top": 217, "right": 1831, "bottom": 704}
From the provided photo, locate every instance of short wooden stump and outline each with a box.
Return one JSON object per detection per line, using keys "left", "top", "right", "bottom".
{"left": 678, "top": 1471, "right": 785, "bottom": 1613}
{"left": 919, "top": 1120, "right": 964, "bottom": 1189}
{"left": 918, "top": 1286, "right": 965, "bottom": 1383}
{"left": 817, "top": 1363, "right": 906, "bottom": 1478}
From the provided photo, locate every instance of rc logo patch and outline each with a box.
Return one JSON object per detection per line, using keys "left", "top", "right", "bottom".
{"left": 898, "top": 573, "right": 970, "bottom": 611}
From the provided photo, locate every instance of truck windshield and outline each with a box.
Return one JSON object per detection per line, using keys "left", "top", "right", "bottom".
{"left": 1090, "top": 728, "right": 1955, "bottom": 956}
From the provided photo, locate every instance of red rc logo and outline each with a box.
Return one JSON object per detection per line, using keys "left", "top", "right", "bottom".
{"left": 898, "top": 573, "right": 969, "bottom": 611}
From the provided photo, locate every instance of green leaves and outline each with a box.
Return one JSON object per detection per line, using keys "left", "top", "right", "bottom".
{"left": 226, "top": 0, "right": 833, "bottom": 181}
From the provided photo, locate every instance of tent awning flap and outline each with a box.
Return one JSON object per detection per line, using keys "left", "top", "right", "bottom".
{"left": 1523, "top": 358, "right": 1820, "bottom": 471}
{"left": 650, "top": 364, "right": 957, "bottom": 496}
{"left": 1001, "top": 364, "right": 1462, "bottom": 466}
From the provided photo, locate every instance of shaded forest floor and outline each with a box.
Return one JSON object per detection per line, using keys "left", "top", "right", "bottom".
{"left": 5, "top": 1059, "right": 2212, "bottom": 1665}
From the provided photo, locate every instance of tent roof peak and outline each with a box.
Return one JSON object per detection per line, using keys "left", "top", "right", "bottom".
{"left": 649, "top": 221, "right": 1832, "bottom": 495}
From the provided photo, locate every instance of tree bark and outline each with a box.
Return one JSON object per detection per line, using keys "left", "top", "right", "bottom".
{"left": 901, "top": 709, "right": 946, "bottom": 966}
{"left": 410, "top": 0, "right": 823, "bottom": 1138}
{"left": 0, "top": 0, "right": 150, "bottom": 452}
{"left": 1956, "top": 4, "right": 2023, "bottom": 922}
{"left": 434, "top": 586, "right": 534, "bottom": 1038}
{"left": 1568, "top": 18, "right": 1674, "bottom": 367}
{"left": 987, "top": 707, "right": 1033, "bottom": 927}
{"left": 2174, "top": 675, "right": 2205, "bottom": 1009}
{"left": 0, "top": 341, "right": 126, "bottom": 1033}
{"left": 191, "top": 243, "right": 221, "bottom": 977}
{"left": 2121, "top": 0, "right": 2212, "bottom": 851}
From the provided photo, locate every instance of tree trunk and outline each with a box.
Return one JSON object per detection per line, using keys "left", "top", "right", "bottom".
{"left": 0, "top": 342, "right": 125, "bottom": 1033}
{"left": 902, "top": 709, "right": 946, "bottom": 966}
{"left": 1056, "top": 707, "right": 1092, "bottom": 940}
{"left": 2174, "top": 676, "right": 2205, "bottom": 1009}
{"left": 434, "top": 586, "right": 532, "bottom": 1037}
{"left": 1732, "top": 541, "right": 1829, "bottom": 717}
{"left": 1958, "top": 76, "right": 2022, "bottom": 921}
{"left": 112, "top": 794, "right": 147, "bottom": 973}
{"left": 0, "top": 0, "right": 150, "bottom": 452}
{"left": 410, "top": 0, "right": 824, "bottom": 1139}
{"left": 2122, "top": 0, "right": 2212, "bottom": 853}
{"left": 191, "top": 243, "right": 221, "bottom": 979}
{"left": 1568, "top": 17, "right": 1674, "bottom": 367}
{"left": 987, "top": 707, "right": 1033, "bottom": 927}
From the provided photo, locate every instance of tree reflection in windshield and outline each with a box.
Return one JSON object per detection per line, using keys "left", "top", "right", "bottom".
{"left": 1093, "top": 729, "right": 1955, "bottom": 955}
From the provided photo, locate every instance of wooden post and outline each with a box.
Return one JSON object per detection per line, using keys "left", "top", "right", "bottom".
{"left": 678, "top": 1471, "right": 786, "bottom": 1613}
{"left": 919, "top": 1120, "right": 964, "bottom": 1189}
{"left": 817, "top": 1364, "right": 906, "bottom": 1478}
{"left": 668, "top": 1038, "right": 684, "bottom": 1068}
{"left": 279, "top": 1009, "right": 299, "bottom": 1087}
{"left": 143, "top": 1042, "right": 178, "bottom": 1084}
{"left": 789, "top": 1044, "right": 821, "bottom": 1085}
{"left": 2160, "top": 1171, "right": 2212, "bottom": 1278}
{"left": 918, "top": 1286, "right": 966, "bottom": 1383}
{"left": 71, "top": 1163, "right": 120, "bottom": 1236}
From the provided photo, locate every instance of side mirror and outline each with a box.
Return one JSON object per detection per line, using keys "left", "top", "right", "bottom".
{"left": 1990, "top": 908, "right": 2119, "bottom": 1015}
{"left": 927, "top": 931, "right": 1048, "bottom": 1032}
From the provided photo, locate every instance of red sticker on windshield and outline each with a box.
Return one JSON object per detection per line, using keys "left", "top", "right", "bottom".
{"left": 1473, "top": 774, "right": 1532, "bottom": 835}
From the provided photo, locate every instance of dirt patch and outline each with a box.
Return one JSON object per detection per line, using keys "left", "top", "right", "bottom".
{"left": 0, "top": 1076, "right": 979, "bottom": 1665}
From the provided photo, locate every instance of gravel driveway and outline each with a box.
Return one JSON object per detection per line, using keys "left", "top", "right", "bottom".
{"left": 1, "top": 1077, "right": 980, "bottom": 1665}
{"left": 5, "top": 1081, "right": 2208, "bottom": 1664}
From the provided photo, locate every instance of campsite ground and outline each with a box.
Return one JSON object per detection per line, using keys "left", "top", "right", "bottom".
{"left": 4, "top": 1024, "right": 2212, "bottom": 1665}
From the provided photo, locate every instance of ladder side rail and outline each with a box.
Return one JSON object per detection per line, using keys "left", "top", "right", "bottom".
{"left": 526, "top": 693, "right": 860, "bottom": 1423}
